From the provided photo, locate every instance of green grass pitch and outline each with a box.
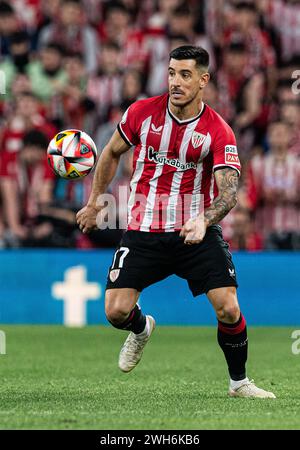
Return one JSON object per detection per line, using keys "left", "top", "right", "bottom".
{"left": 0, "top": 325, "right": 299, "bottom": 430}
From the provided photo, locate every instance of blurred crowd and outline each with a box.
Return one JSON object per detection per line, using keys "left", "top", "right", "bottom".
{"left": 0, "top": 0, "right": 299, "bottom": 250}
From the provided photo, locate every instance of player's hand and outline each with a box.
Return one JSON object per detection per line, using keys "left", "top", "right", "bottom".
{"left": 76, "top": 204, "right": 101, "bottom": 234}
{"left": 180, "top": 216, "right": 208, "bottom": 245}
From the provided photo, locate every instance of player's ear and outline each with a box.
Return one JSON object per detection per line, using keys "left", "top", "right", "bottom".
{"left": 199, "top": 72, "right": 210, "bottom": 89}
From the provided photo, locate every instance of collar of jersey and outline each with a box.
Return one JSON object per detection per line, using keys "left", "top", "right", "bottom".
{"left": 167, "top": 99, "right": 206, "bottom": 125}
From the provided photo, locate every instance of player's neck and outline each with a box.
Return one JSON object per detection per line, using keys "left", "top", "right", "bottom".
{"left": 168, "top": 97, "right": 204, "bottom": 122}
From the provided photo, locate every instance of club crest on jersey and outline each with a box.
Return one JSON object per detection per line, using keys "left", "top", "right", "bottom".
{"left": 192, "top": 131, "right": 207, "bottom": 149}
{"left": 150, "top": 123, "right": 163, "bottom": 134}
{"left": 109, "top": 269, "right": 120, "bottom": 282}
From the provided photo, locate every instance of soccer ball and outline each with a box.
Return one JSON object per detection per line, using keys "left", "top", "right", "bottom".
{"left": 47, "top": 129, "right": 97, "bottom": 179}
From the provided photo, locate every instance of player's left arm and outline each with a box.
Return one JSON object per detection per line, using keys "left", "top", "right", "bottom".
{"left": 180, "top": 167, "right": 239, "bottom": 245}
{"left": 204, "top": 167, "right": 239, "bottom": 226}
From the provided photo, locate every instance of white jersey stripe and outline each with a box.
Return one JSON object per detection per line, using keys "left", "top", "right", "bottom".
{"left": 189, "top": 164, "right": 203, "bottom": 219}
{"left": 165, "top": 172, "right": 184, "bottom": 230}
{"left": 179, "top": 119, "right": 200, "bottom": 163}
{"left": 127, "top": 116, "right": 152, "bottom": 224}
{"left": 140, "top": 111, "right": 172, "bottom": 231}
{"left": 165, "top": 119, "right": 201, "bottom": 230}
{"left": 190, "top": 131, "right": 211, "bottom": 217}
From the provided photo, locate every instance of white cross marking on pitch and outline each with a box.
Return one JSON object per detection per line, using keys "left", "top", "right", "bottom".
{"left": 52, "top": 266, "right": 101, "bottom": 327}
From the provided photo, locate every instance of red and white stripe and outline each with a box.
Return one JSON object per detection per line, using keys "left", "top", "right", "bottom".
{"left": 140, "top": 111, "right": 173, "bottom": 231}
{"left": 128, "top": 115, "right": 152, "bottom": 226}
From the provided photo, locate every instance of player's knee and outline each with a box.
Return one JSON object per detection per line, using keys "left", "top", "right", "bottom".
{"left": 216, "top": 303, "right": 240, "bottom": 323}
{"left": 105, "top": 303, "right": 128, "bottom": 325}
{"left": 105, "top": 291, "right": 133, "bottom": 325}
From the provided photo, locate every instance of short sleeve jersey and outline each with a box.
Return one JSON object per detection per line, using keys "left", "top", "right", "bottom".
{"left": 117, "top": 93, "right": 241, "bottom": 232}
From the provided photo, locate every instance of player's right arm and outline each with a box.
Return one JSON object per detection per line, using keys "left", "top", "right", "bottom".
{"left": 76, "top": 129, "right": 131, "bottom": 233}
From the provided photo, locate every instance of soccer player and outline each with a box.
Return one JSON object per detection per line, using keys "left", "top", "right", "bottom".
{"left": 77, "top": 46, "right": 275, "bottom": 398}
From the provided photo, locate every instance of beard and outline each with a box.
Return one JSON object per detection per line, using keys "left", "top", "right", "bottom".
{"left": 13, "top": 53, "right": 29, "bottom": 73}
{"left": 169, "top": 91, "right": 198, "bottom": 108}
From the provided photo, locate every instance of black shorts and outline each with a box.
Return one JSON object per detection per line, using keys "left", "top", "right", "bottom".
{"left": 106, "top": 225, "right": 238, "bottom": 297}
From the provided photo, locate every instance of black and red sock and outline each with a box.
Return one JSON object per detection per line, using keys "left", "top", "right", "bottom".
{"left": 108, "top": 304, "right": 146, "bottom": 334}
{"left": 217, "top": 314, "right": 248, "bottom": 381}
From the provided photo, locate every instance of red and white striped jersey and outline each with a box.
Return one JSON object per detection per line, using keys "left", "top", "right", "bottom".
{"left": 117, "top": 93, "right": 241, "bottom": 232}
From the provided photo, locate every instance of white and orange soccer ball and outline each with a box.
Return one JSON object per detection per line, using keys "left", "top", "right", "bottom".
{"left": 47, "top": 129, "right": 97, "bottom": 179}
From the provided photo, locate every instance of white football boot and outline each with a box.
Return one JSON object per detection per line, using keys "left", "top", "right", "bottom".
{"left": 118, "top": 315, "right": 156, "bottom": 373}
{"left": 229, "top": 379, "right": 276, "bottom": 398}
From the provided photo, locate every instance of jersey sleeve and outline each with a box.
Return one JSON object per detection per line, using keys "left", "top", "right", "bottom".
{"left": 117, "top": 102, "right": 140, "bottom": 147}
{"left": 211, "top": 121, "right": 241, "bottom": 175}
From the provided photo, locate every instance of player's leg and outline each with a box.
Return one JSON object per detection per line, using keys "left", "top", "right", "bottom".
{"left": 105, "top": 287, "right": 142, "bottom": 331}
{"left": 178, "top": 225, "right": 276, "bottom": 398}
{"left": 207, "top": 286, "right": 275, "bottom": 398}
{"left": 105, "top": 231, "right": 171, "bottom": 372}
{"left": 206, "top": 286, "right": 247, "bottom": 384}
{"left": 105, "top": 288, "right": 156, "bottom": 372}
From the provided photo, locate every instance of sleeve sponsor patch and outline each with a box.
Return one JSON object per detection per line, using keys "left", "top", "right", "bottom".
{"left": 225, "top": 145, "right": 240, "bottom": 164}
{"left": 225, "top": 145, "right": 238, "bottom": 154}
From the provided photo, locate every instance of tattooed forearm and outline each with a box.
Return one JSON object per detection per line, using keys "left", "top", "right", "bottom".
{"left": 204, "top": 168, "right": 239, "bottom": 226}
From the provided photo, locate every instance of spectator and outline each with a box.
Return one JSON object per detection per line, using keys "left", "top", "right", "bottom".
{"left": 0, "top": 1, "right": 22, "bottom": 56}
{"left": 121, "top": 69, "right": 146, "bottom": 107}
{"left": 217, "top": 41, "right": 266, "bottom": 156}
{"left": 27, "top": 43, "right": 67, "bottom": 103}
{"left": 227, "top": 207, "right": 263, "bottom": 251}
{"left": 99, "top": 2, "right": 149, "bottom": 72}
{"left": 0, "top": 129, "right": 55, "bottom": 247}
{"left": 277, "top": 78, "right": 299, "bottom": 104}
{"left": 86, "top": 42, "right": 123, "bottom": 124}
{"left": 0, "top": 91, "right": 56, "bottom": 197}
{"left": 280, "top": 101, "right": 300, "bottom": 157}
{"left": 0, "top": 0, "right": 298, "bottom": 250}
{"left": 96, "top": 103, "right": 126, "bottom": 152}
{"left": 167, "top": 2, "right": 215, "bottom": 70}
{"left": 11, "top": 0, "right": 42, "bottom": 36}
{"left": 58, "top": 51, "right": 94, "bottom": 131}
{"left": 146, "top": 3, "right": 215, "bottom": 96}
{"left": 147, "top": 0, "right": 182, "bottom": 30}
{"left": 223, "top": 2, "right": 277, "bottom": 98}
{"left": 38, "top": 0, "right": 98, "bottom": 73}
{"left": 0, "top": 31, "right": 32, "bottom": 99}
{"left": 267, "top": 0, "right": 300, "bottom": 63}
{"left": 246, "top": 121, "right": 300, "bottom": 250}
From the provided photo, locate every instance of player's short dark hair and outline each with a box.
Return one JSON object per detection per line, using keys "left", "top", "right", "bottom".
{"left": 23, "top": 129, "right": 48, "bottom": 150}
{"left": 169, "top": 45, "right": 209, "bottom": 70}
